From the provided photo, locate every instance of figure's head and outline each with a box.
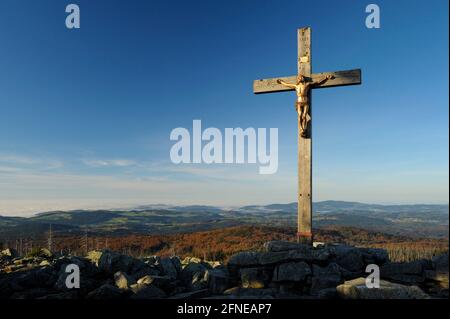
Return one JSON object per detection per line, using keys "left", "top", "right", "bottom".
{"left": 297, "top": 75, "right": 306, "bottom": 83}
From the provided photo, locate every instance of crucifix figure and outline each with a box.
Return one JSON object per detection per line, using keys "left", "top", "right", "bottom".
{"left": 277, "top": 74, "right": 334, "bottom": 137}
{"left": 253, "top": 27, "right": 361, "bottom": 245}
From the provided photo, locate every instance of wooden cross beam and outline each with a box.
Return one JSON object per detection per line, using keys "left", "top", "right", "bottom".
{"left": 253, "top": 27, "right": 362, "bottom": 245}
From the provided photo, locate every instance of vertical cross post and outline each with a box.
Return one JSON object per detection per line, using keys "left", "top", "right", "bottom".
{"left": 297, "top": 27, "right": 312, "bottom": 245}
{"left": 252, "top": 26, "right": 361, "bottom": 246}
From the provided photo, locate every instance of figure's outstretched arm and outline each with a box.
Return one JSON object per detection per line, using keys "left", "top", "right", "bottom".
{"left": 277, "top": 79, "right": 297, "bottom": 89}
{"left": 312, "top": 74, "right": 334, "bottom": 87}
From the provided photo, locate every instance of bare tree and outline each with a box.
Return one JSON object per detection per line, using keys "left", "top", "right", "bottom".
{"left": 84, "top": 228, "right": 89, "bottom": 255}
{"left": 48, "top": 224, "right": 53, "bottom": 252}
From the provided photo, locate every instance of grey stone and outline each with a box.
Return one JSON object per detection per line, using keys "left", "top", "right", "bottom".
{"left": 240, "top": 267, "right": 269, "bottom": 289}
{"left": 86, "top": 250, "right": 134, "bottom": 275}
{"left": 432, "top": 253, "right": 449, "bottom": 277}
{"left": 360, "top": 248, "right": 389, "bottom": 265}
{"left": 311, "top": 277, "right": 342, "bottom": 295}
{"left": 130, "top": 282, "right": 145, "bottom": 293}
{"left": 136, "top": 275, "right": 173, "bottom": 290}
{"left": 37, "top": 248, "right": 53, "bottom": 259}
{"left": 311, "top": 263, "right": 343, "bottom": 294}
{"left": 425, "top": 270, "right": 449, "bottom": 286}
{"left": 143, "top": 256, "right": 160, "bottom": 265}
{"left": 169, "top": 286, "right": 187, "bottom": 296}
{"left": 130, "top": 284, "right": 166, "bottom": 299}
{"left": 312, "top": 262, "right": 342, "bottom": 278}
{"left": 181, "top": 262, "right": 209, "bottom": 291}
{"left": 53, "top": 257, "right": 99, "bottom": 291}
{"left": 258, "top": 251, "right": 289, "bottom": 265}
{"left": 426, "top": 283, "right": 448, "bottom": 298}
{"left": 86, "top": 284, "right": 123, "bottom": 299}
{"left": 313, "top": 242, "right": 325, "bottom": 248}
{"left": 158, "top": 257, "right": 178, "bottom": 279}
{"left": 284, "top": 248, "right": 330, "bottom": 263}
{"left": 137, "top": 275, "right": 153, "bottom": 285}
{"left": 131, "top": 264, "right": 160, "bottom": 279}
{"left": 192, "top": 270, "right": 209, "bottom": 291}
{"left": 386, "top": 274, "right": 425, "bottom": 284}
{"left": 207, "top": 269, "right": 229, "bottom": 294}
{"left": 259, "top": 249, "right": 329, "bottom": 266}
{"left": 86, "top": 250, "right": 102, "bottom": 264}
{"left": 207, "top": 261, "right": 224, "bottom": 269}
{"left": 316, "top": 288, "right": 338, "bottom": 299}
{"left": 272, "top": 262, "right": 311, "bottom": 282}
{"left": 170, "top": 256, "right": 183, "bottom": 273}
{"left": 181, "top": 262, "right": 207, "bottom": 279}
{"left": 264, "top": 241, "right": 309, "bottom": 252}
{"left": 54, "top": 271, "right": 71, "bottom": 291}
{"left": 228, "top": 252, "right": 260, "bottom": 267}
{"left": 381, "top": 260, "right": 430, "bottom": 283}
{"left": 382, "top": 260, "right": 429, "bottom": 276}
{"left": 39, "top": 260, "right": 51, "bottom": 266}
{"left": 182, "top": 256, "right": 202, "bottom": 265}
{"left": 114, "top": 271, "right": 136, "bottom": 290}
{"left": 1, "top": 248, "right": 18, "bottom": 258}
{"left": 128, "top": 259, "right": 148, "bottom": 275}
{"left": 13, "top": 267, "right": 57, "bottom": 289}
{"left": 336, "top": 277, "right": 430, "bottom": 299}
{"left": 330, "top": 246, "right": 364, "bottom": 273}
{"left": 13, "top": 259, "right": 25, "bottom": 265}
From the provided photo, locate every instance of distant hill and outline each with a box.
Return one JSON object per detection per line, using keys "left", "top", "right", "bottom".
{"left": 0, "top": 201, "right": 447, "bottom": 240}
{"left": 228, "top": 201, "right": 449, "bottom": 238}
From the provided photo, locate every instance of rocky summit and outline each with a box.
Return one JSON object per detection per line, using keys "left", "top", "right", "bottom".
{"left": 0, "top": 242, "right": 447, "bottom": 299}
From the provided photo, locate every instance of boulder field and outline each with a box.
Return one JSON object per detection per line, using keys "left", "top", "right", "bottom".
{"left": 0, "top": 242, "right": 448, "bottom": 299}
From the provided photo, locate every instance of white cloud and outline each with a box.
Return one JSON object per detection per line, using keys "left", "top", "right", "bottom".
{"left": 0, "top": 166, "right": 22, "bottom": 173}
{"left": 82, "top": 159, "right": 137, "bottom": 167}
{"left": 0, "top": 162, "right": 296, "bottom": 216}
{"left": 0, "top": 154, "right": 63, "bottom": 170}
{"left": 0, "top": 153, "right": 447, "bottom": 217}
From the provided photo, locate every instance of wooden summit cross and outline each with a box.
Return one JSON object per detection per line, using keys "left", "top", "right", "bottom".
{"left": 253, "top": 27, "right": 361, "bottom": 245}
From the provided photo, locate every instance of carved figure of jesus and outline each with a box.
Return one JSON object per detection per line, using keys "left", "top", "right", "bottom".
{"left": 277, "top": 74, "right": 334, "bottom": 137}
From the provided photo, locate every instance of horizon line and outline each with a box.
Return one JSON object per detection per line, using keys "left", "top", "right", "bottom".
{"left": 0, "top": 199, "right": 448, "bottom": 219}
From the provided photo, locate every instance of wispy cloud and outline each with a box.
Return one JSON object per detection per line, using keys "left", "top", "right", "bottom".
{"left": 0, "top": 153, "right": 296, "bottom": 216}
{"left": 82, "top": 158, "right": 137, "bottom": 167}
{"left": 0, "top": 168, "right": 295, "bottom": 216}
{"left": 0, "top": 155, "right": 38, "bottom": 165}
{"left": 0, "top": 166, "right": 22, "bottom": 173}
{"left": 1, "top": 152, "right": 448, "bottom": 217}
{"left": 0, "top": 154, "right": 63, "bottom": 170}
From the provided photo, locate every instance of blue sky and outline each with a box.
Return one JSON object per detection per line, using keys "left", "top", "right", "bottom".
{"left": 0, "top": 0, "right": 448, "bottom": 215}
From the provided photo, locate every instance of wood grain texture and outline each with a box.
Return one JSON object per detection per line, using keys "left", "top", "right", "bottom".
{"left": 251, "top": 26, "right": 362, "bottom": 245}
{"left": 297, "top": 27, "right": 313, "bottom": 245}
{"left": 253, "top": 69, "right": 361, "bottom": 94}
